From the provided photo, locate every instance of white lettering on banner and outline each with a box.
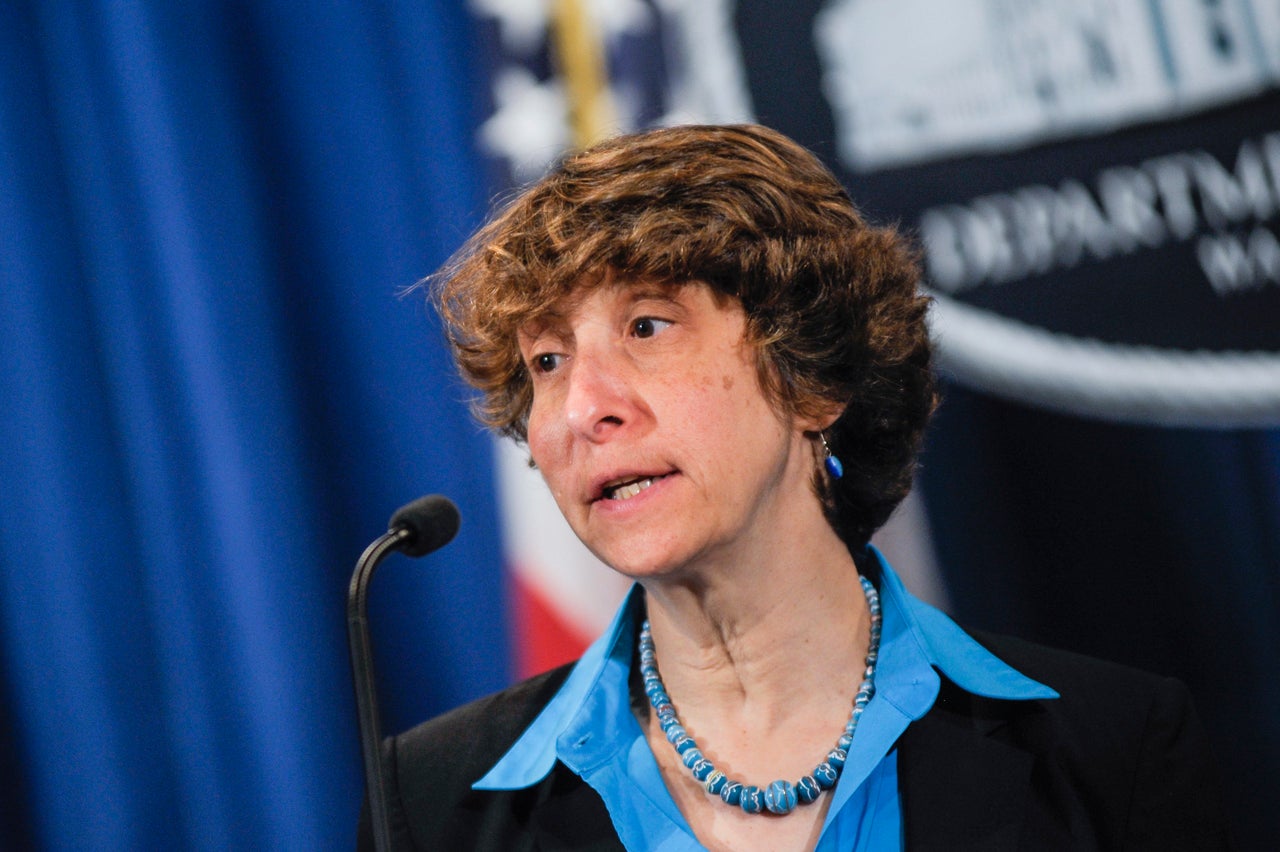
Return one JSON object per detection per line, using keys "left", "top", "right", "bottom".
{"left": 815, "top": 0, "right": 1280, "bottom": 171}
{"left": 1097, "top": 166, "right": 1166, "bottom": 251}
{"left": 1190, "top": 147, "right": 1276, "bottom": 227}
{"left": 1144, "top": 155, "right": 1200, "bottom": 240}
{"left": 922, "top": 132, "right": 1280, "bottom": 294}
{"left": 1198, "top": 226, "right": 1280, "bottom": 295}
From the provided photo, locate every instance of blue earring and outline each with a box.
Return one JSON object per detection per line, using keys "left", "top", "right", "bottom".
{"left": 821, "top": 432, "right": 843, "bottom": 479}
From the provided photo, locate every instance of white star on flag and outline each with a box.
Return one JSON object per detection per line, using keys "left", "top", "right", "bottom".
{"left": 479, "top": 66, "right": 571, "bottom": 181}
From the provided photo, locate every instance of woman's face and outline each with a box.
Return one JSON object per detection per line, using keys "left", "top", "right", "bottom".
{"left": 518, "top": 276, "right": 823, "bottom": 580}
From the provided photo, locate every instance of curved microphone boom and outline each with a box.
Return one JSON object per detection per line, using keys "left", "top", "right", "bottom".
{"left": 347, "top": 495, "right": 460, "bottom": 852}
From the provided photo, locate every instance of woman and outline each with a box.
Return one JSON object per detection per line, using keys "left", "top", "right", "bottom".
{"left": 361, "top": 125, "right": 1228, "bottom": 850}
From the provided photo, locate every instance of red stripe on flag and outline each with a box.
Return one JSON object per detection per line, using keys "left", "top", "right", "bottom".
{"left": 508, "top": 568, "right": 592, "bottom": 679}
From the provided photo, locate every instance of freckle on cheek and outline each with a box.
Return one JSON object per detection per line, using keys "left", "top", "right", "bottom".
{"left": 722, "top": 375, "right": 734, "bottom": 391}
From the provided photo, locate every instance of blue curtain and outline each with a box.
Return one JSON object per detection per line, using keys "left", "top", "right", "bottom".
{"left": 0, "top": 2, "right": 508, "bottom": 848}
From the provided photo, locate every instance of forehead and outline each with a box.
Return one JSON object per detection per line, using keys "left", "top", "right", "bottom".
{"left": 516, "top": 273, "right": 688, "bottom": 336}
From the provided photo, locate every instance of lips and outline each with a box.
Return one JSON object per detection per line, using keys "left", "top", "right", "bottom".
{"left": 596, "top": 471, "right": 674, "bottom": 502}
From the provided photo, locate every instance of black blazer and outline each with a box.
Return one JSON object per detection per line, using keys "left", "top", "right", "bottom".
{"left": 358, "top": 632, "right": 1230, "bottom": 850}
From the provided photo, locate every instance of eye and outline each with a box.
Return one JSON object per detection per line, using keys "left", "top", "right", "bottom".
{"left": 532, "top": 352, "right": 563, "bottom": 373}
{"left": 631, "top": 317, "right": 672, "bottom": 339}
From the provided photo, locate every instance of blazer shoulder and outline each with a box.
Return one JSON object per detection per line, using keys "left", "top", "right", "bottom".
{"left": 914, "top": 629, "right": 1230, "bottom": 849}
{"left": 369, "top": 663, "right": 625, "bottom": 850}
{"left": 390, "top": 662, "right": 574, "bottom": 790}
{"left": 959, "top": 630, "right": 1209, "bottom": 778}
{"left": 971, "top": 629, "right": 1180, "bottom": 708}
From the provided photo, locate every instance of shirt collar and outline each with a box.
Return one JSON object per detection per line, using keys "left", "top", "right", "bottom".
{"left": 866, "top": 546, "right": 1058, "bottom": 703}
{"left": 473, "top": 584, "right": 644, "bottom": 790}
{"left": 475, "top": 547, "right": 1056, "bottom": 791}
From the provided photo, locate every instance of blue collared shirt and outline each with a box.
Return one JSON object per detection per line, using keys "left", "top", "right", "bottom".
{"left": 476, "top": 548, "right": 1057, "bottom": 850}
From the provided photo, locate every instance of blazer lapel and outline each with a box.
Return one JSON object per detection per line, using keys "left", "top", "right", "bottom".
{"left": 526, "top": 763, "right": 627, "bottom": 852}
{"left": 897, "top": 684, "right": 1036, "bottom": 851}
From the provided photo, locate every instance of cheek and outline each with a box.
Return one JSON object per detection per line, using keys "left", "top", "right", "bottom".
{"left": 679, "top": 371, "right": 761, "bottom": 443}
{"left": 524, "top": 402, "right": 557, "bottom": 469}
{"left": 524, "top": 398, "right": 580, "bottom": 499}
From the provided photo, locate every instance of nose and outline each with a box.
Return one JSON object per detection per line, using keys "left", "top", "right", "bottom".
{"left": 563, "top": 347, "right": 634, "bottom": 441}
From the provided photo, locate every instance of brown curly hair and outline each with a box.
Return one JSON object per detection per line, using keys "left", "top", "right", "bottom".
{"left": 432, "top": 124, "right": 937, "bottom": 546}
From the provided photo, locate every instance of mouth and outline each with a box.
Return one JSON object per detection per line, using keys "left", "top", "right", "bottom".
{"left": 598, "top": 473, "right": 673, "bottom": 502}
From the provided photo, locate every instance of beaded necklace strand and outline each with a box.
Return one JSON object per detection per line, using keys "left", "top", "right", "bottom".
{"left": 638, "top": 575, "right": 882, "bottom": 816}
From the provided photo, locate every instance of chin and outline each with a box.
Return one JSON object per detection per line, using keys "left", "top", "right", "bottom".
{"left": 595, "top": 541, "right": 704, "bottom": 585}
{"left": 581, "top": 535, "right": 672, "bottom": 579}
{"left": 598, "top": 552, "right": 675, "bottom": 581}
{"left": 575, "top": 509, "right": 705, "bottom": 580}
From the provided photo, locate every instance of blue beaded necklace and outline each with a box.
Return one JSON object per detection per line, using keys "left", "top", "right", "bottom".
{"left": 638, "top": 575, "right": 882, "bottom": 816}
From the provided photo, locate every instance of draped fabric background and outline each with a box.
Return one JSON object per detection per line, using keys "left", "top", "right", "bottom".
{"left": 2, "top": 2, "right": 1277, "bottom": 850}
{"left": 0, "top": 3, "right": 508, "bottom": 848}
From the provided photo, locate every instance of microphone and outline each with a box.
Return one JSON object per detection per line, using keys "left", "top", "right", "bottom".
{"left": 347, "top": 495, "right": 460, "bottom": 852}
{"left": 389, "top": 494, "right": 461, "bottom": 558}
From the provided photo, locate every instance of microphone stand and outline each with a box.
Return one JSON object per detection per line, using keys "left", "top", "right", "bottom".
{"left": 347, "top": 525, "right": 413, "bottom": 852}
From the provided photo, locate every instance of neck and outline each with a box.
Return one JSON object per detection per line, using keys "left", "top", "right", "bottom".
{"left": 637, "top": 520, "right": 871, "bottom": 728}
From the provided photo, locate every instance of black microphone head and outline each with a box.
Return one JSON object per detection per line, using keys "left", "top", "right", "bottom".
{"left": 388, "top": 494, "right": 460, "bottom": 558}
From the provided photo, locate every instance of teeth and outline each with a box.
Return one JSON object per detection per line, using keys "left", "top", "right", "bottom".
{"left": 608, "top": 477, "right": 655, "bottom": 501}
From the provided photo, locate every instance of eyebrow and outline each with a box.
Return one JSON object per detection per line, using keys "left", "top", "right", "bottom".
{"left": 625, "top": 278, "right": 684, "bottom": 298}
{"left": 617, "top": 281, "right": 690, "bottom": 313}
{"left": 516, "top": 311, "right": 569, "bottom": 351}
